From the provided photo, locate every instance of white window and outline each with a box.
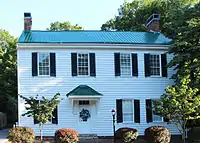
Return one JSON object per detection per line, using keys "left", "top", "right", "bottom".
{"left": 77, "top": 53, "right": 89, "bottom": 76}
{"left": 150, "top": 54, "right": 161, "bottom": 76}
{"left": 152, "top": 100, "right": 163, "bottom": 122}
{"left": 123, "top": 100, "right": 133, "bottom": 122}
{"left": 120, "top": 53, "right": 131, "bottom": 76}
{"left": 38, "top": 53, "right": 50, "bottom": 76}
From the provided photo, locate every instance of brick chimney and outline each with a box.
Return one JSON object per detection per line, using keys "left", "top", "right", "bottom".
{"left": 146, "top": 14, "right": 160, "bottom": 32}
{"left": 24, "top": 13, "right": 32, "bottom": 31}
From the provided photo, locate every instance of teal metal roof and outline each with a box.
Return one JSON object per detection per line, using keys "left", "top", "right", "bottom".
{"left": 18, "top": 30, "right": 172, "bottom": 45}
{"left": 66, "top": 85, "right": 102, "bottom": 97}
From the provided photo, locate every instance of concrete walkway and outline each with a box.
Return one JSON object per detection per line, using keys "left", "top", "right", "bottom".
{"left": 0, "top": 129, "right": 9, "bottom": 143}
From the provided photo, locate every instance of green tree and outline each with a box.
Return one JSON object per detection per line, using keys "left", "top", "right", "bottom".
{"left": 154, "top": 3, "right": 200, "bottom": 142}
{"left": 47, "top": 21, "right": 83, "bottom": 31}
{"left": 0, "top": 29, "right": 17, "bottom": 124}
{"left": 154, "top": 75, "right": 200, "bottom": 143}
{"left": 168, "top": 3, "right": 200, "bottom": 87}
{"left": 20, "top": 93, "right": 62, "bottom": 141}
{"left": 101, "top": 0, "right": 198, "bottom": 37}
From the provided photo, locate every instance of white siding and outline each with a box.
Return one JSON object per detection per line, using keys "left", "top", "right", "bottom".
{"left": 17, "top": 46, "right": 179, "bottom": 136}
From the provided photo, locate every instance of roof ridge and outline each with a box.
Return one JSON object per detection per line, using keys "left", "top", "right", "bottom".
{"left": 23, "top": 30, "right": 152, "bottom": 33}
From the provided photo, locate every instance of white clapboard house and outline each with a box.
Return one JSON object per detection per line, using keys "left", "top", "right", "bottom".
{"left": 17, "top": 13, "right": 180, "bottom": 136}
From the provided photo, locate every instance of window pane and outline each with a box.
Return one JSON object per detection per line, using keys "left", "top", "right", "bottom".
{"left": 150, "top": 55, "right": 160, "bottom": 76}
{"left": 120, "top": 54, "right": 131, "bottom": 76}
{"left": 123, "top": 114, "right": 133, "bottom": 121}
{"left": 39, "top": 53, "right": 50, "bottom": 76}
{"left": 77, "top": 53, "right": 89, "bottom": 76}
{"left": 123, "top": 100, "right": 133, "bottom": 122}
{"left": 153, "top": 115, "right": 162, "bottom": 122}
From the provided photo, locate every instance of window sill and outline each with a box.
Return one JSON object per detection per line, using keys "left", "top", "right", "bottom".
{"left": 115, "top": 76, "right": 138, "bottom": 78}
{"left": 122, "top": 122, "right": 140, "bottom": 124}
{"left": 150, "top": 75, "right": 162, "bottom": 78}
{"left": 151, "top": 121, "right": 166, "bottom": 123}
{"left": 35, "top": 123, "right": 58, "bottom": 125}
{"left": 32, "top": 76, "right": 56, "bottom": 78}
{"left": 45, "top": 122, "right": 53, "bottom": 125}
{"left": 73, "top": 76, "right": 96, "bottom": 78}
{"left": 120, "top": 75, "right": 138, "bottom": 78}
{"left": 38, "top": 75, "right": 50, "bottom": 77}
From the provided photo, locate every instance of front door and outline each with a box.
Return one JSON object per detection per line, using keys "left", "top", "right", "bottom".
{"left": 78, "top": 100, "right": 91, "bottom": 134}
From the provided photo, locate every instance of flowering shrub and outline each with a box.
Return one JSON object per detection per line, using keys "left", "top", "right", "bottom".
{"left": 115, "top": 127, "right": 138, "bottom": 143}
{"left": 8, "top": 126, "right": 35, "bottom": 143}
{"left": 144, "top": 126, "right": 171, "bottom": 143}
{"left": 55, "top": 128, "right": 79, "bottom": 143}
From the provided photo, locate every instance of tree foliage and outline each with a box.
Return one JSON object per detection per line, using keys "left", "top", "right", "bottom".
{"left": 153, "top": 3, "right": 200, "bottom": 142}
{"left": 101, "top": 0, "right": 199, "bottom": 38}
{"left": 168, "top": 3, "right": 200, "bottom": 87}
{"left": 20, "top": 93, "right": 62, "bottom": 140}
{"left": 0, "top": 29, "right": 17, "bottom": 124}
{"left": 47, "top": 21, "right": 83, "bottom": 31}
{"left": 154, "top": 76, "right": 200, "bottom": 143}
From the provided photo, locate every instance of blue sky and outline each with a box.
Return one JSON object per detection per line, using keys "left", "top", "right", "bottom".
{"left": 0, "top": 0, "right": 131, "bottom": 37}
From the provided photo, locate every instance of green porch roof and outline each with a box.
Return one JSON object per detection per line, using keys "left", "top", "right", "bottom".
{"left": 66, "top": 85, "right": 102, "bottom": 97}
{"left": 18, "top": 30, "right": 172, "bottom": 45}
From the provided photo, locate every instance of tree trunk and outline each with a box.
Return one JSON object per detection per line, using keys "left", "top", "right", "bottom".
{"left": 182, "top": 122, "right": 186, "bottom": 143}
{"left": 39, "top": 122, "right": 43, "bottom": 141}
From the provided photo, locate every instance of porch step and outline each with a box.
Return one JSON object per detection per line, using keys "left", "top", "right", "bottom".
{"left": 79, "top": 134, "right": 98, "bottom": 140}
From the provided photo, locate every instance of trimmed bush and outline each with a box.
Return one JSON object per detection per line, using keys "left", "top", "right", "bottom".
{"left": 115, "top": 127, "right": 138, "bottom": 143}
{"left": 144, "top": 126, "right": 171, "bottom": 143}
{"left": 8, "top": 126, "right": 35, "bottom": 143}
{"left": 55, "top": 128, "right": 79, "bottom": 143}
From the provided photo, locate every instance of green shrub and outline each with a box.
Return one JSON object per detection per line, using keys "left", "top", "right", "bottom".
{"left": 55, "top": 128, "right": 79, "bottom": 143}
{"left": 144, "top": 126, "right": 171, "bottom": 143}
{"left": 8, "top": 126, "right": 35, "bottom": 143}
{"left": 115, "top": 127, "right": 138, "bottom": 143}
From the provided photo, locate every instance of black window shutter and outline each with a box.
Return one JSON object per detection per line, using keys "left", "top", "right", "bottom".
{"left": 146, "top": 99, "right": 153, "bottom": 123}
{"left": 144, "top": 54, "right": 150, "bottom": 77}
{"left": 114, "top": 53, "right": 120, "bottom": 76}
{"left": 32, "top": 53, "right": 38, "bottom": 76}
{"left": 50, "top": 53, "right": 56, "bottom": 76}
{"left": 89, "top": 53, "right": 96, "bottom": 77}
{"left": 161, "top": 54, "right": 167, "bottom": 77}
{"left": 164, "top": 117, "right": 169, "bottom": 122}
{"left": 71, "top": 53, "right": 77, "bottom": 76}
{"left": 116, "top": 99, "right": 123, "bottom": 123}
{"left": 163, "top": 102, "right": 169, "bottom": 122}
{"left": 34, "top": 113, "right": 39, "bottom": 124}
{"left": 134, "top": 99, "right": 140, "bottom": 123}
{"left": 132, "top": 54, "right": 138, "bottom": 76}
{"left": 52, "top": 106, "right": 58, "bottom": 124}
{"left": 34, "top": 100, "right": 39, "bottom": 124}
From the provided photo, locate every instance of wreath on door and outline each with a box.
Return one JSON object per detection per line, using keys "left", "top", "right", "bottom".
{"left": 79, "top": 109, "right": 91, "bottom": 121}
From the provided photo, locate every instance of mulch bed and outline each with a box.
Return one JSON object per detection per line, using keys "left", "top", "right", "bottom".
{"left": 35, "top": 135, "right": 184, "bottom": 143}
